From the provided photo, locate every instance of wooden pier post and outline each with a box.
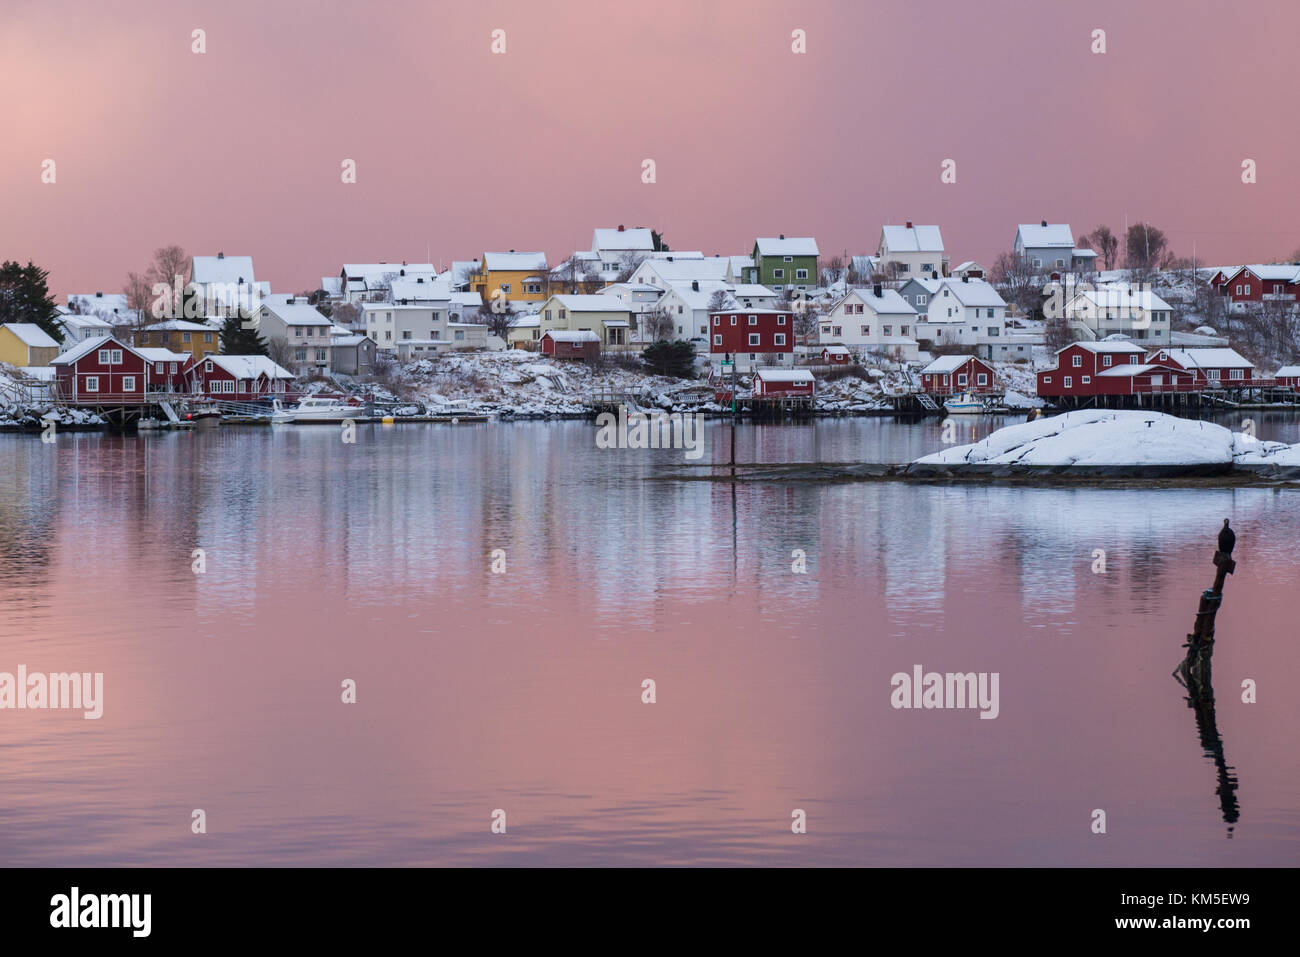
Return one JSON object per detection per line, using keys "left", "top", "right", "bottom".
{"left": 1177, "top": 543, "right": 1236, "bottom": 693}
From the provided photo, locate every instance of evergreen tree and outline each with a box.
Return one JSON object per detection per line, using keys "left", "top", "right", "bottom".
{"left": 218, "top": 315, "right": 268, "bottom": 355}
{"left": 641, "top": 340, "right": 696, "bottom": 378}
{"left": 0, "top": 261, "right": 62, "bottom": 342}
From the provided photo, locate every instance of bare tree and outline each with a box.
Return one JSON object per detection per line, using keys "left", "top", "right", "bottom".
{"left": 639, "top": 307, "right": 675, "bottom": 342}
{"left": 707, "top": 289, "right": 732, "bottom": 313}
{"left": 332, "top": 302, "right": 360, "bottom": 332}
{"left": 265, "top": 336, "right": 294, "bottom": 369}
{"left": 1125, "top": 223, "right": 1168, "bottom": 273}
{"left": 477, "top": 300, "right": 516, "bottom": 340}
{"left": 991, "top": 252, "right": 1039, "bottom": 318}
{"left": 1085, "top": 226, "right": 1119, "bottom": 271}
{"left": 124, "top": 271, "right": 154, "bottom": 326}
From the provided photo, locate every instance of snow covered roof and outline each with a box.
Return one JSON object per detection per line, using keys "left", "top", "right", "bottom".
{"left": 342, "top": 263, "right": 435, "bottom": 281}
{"left": 261, "top": 299, "right": 331, "bottom": 326}
{"left": 731, "top": 284, "right": 776, "bottom": 297}
{"left": 639, "top": 258, "right": 731, "bottom": 282}
{"left": 51, "top": 335, "right": 141, "bottom": 365}
{"left": 67, "top": 293, "right": 131, "bottom": 314}
{"left": 935, "top": 279, "right": 1006, "bottom": 308}
{"left": 953, "top": 261, "right": 984, "bottom": 272}
{"left": 902, "top": 277, "right": 943, "bottom": 294}
{"left": 1095, "top": 364, "right": 1184, "bottom": 378}
{"left": 1232, "top": 263, "right": 1300, "bottom": 282}
{"left": 880, "top": 225, "right": 944, "bottom": 254}
{"left": 729, "top": 255, "right": 755, "bottom": 271}
{"left": 136, "top": 347, "right": 191, "bottom": 363}
{"left": 846, "top": 288, "right": 916, "bottom": 315}
{"left": 544, "top": 330, "right": 600, "bottom": 342}
{"left": 483, "top": 251, "right": 547, "bottom": 271}
{"left": 1157, "top": 348, "right": 1254, "bottom": 370}
{"left": 331, "top": 334, "right": 369, "bottom": 347}
{"left": 593, "top": 228, "right": 654, "bottom": 252}
{"left": 320, "top": 277, "right": 343, "bottom": 297}
{"left": 140, "top": 319, "right": 212, "bottom": 331}
{"left": 57, "top": 314, "right": 113, "bottom": 333}
{"left": 755, "top": 237, "right": 819, "bottom": 257}
{"left": 1072, "top": 248, "right": 1098, "bottom": 258}
{"left": 549, "top": 294, "right": 631, "bottom": 312}
{"left": 1275, "top": 365, "right": 1300, "bottom": 377}
{"left": 1, "top": 323, "right": 59, "bottom": 348}
{"left": 921, "top": 355, "right": 987, "bottom": 374}
{"left": 822, "top": 345, "right": 851, "bottom": 355}
{"left": 391, "top": 277, "right": 452, "bottom": 302}
{"left": 666, "top": 279, "right": 733, "bottom": 310}
{"left": 1016, "top": 224, "right": 1074, "bottom": 248}
{"left": 192, "top": 255, "right": 256, "bottom": 285}
{"left": 755, "top": 369, "right": 815, "bottom": 382}
{"left": 208, "top": 355, "right": 294, "bottom": 379}
{"left": 1062, "top": 341, "right": 1147, "bottom": 354}
{"left": 450, "top": 292, "right": 482, "bottom": 308}
{"left": 1068, "top": 287, "right": 1172, "bottom": 313}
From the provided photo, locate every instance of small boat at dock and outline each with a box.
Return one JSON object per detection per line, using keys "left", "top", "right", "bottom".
{"left": 943, "top": 392, "right": 985, "bottom": 414}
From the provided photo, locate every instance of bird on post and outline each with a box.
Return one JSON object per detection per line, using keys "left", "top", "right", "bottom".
{"left": 1218, "top": 519, "right": 1235, "bottom": 556}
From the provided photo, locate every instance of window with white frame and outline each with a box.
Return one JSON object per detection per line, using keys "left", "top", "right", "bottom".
{"left": 713, "top": 334, "right": 722, "bottom": 345}
{"left": 748, "top": 316, "right": 757, "bottom": 325}
{"left": 85, "top": 376, "right": 99, "bottom": 392}
{"left": 1063, "top": 376, "right": 1072, "bottom": 388}
{"left": 774, "top": 333, "right": 786, "bottom": 345}
{"left": 1072, "top": 355, "right": 1082, "bottom": 367}
{"left": 748, "top": 333, "right": 761, "bottom": 346}
{"left": 123, "top": 375, "right": 135, "bottom": 391}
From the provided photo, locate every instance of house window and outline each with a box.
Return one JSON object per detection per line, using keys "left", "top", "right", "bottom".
{"left": 169, "top": 362, "right": 177, "bottom": 373}
{"left": 295, "top": 327, "right": 303, "bottom": 337}
{"left": 748, "top": 315, "right": 757, "bottom": 325}
{"left": 901, "top": 326, "right": 910, "bottom": 336}
{"left": 1063, "top": 376, "right": 1073, "bottom": 388}
{"left": 1081, "top": 376, "right": 1091, "bottom": 384}
{"left": 957, "top": 374, "right": 967, "bottom": 385}
{"left": 1244, "top": 285, "right": 1251, "bottom": 295}
{"left": 204, "top": 360, "right": 212, "bottom": 372}
{"left": 748, "top": 333, "right": 761, "bottom": 346}
{"left": 712, "top": 316, "right": 719, "bottom": 326}
{"left": 730, "top": 316, "right": 737, "bottom": 325}
{"left": 317, "top": 349, "right": 327, "bottom": 360}
{"left": 1130, "top": 355, "right": 1139, "bottom": 364}
{"left": 833, "top": 326, "right": 842, "bottom": 336}
{"left": 97, "top": 349, "right": 110, "bottom": 364}
{"left": 976, "top": 373, "right": 988, "bottom": 385}
{"left": 559, "top": 310, "right": 566, "bottom": 319}
{"left": 777, "top": 316, "right": 786, "bottom": 325}
{"left": 402, "top": 331, "right": 412, "bottom": 339}
{"left": 155, "top": 362, "right": 164, "bottom": 373}
{"left": 295, "top": 348, "right": 306, "bottom": 360}
{"left": 384, "top": 331, "right": 392, "bottom": 340}
{"left": 1102, "top": 355, "right": 1112, "bottom": 367}
{"left": 987, "top": 309, "right": 995, "bottom": 318}
{"left": 917, "top": 295, "right": 926, "bottom": 306}
{"left": 783, "top": 256, "right": 793, "bottom": 263}
{"left": 204, "top": 333, "right": 213, "bottom": 343}
{"left": 85, "top": 376, "right": 99, "bottom": 392}
{"left": 1208, "top": 369, "right": 1220, "bottom": 380}
{"left": 1043, "top": 376, "right": 1052, "bottom": 383}
{"left": 182, "top": 332, "right": 191, "bottom": 343}
{"left": 455, "top": 330, "right": 465, "bottom": 341}
{"left": 795, "top": 268, "right": 808, "bottom": 279}
{"left": 774, "top": 333, "right": 786, "bottom": 345}
{"left": 1230, "top": 369, "right": 1244, "bottom": 380}
{"left": 884, "top": 326, "right": 892, "bottom": 336}
{"left": 713, "top": 334, "right": 722, "bottom": 345}
{"left": 1072, "top": 355, "right": 1082, "bottom": 367}
{"left": 860, "top": 325, "right": 869, "bottom": 336}
{"left": 500, "top": 284, "right": 511, "bottom": 294}
{"left": 1033, "top": 258, "right": 1042, "bottom": 268}
{"left": 773, "top": 269, "right": 784, "bottom": 279}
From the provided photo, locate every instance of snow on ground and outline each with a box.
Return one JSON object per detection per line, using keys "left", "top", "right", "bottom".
{"left": 915, "top": 410, "right": 1248, "bottom": 466}
{"left": 0, "top": 363, "right": 105, "bottom": 428}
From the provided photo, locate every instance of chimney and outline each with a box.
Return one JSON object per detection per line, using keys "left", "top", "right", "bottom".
{"left": 692, "top": 280, "right": 699, "bottom": 291}
{"left": 1041, "top": 220, "right": 1048, "bottom": 227}
{"left": 962, "top": 275, "right": 969, "bottom": 283}
{"left": 779, "top": 233, "right": 785, "bottom": 240}
{"left": 931, "top": 270, "right": 938, "bottom": 279}
{"left": 873, "top": 283, "right": 883, "bottom": 297}
{"left": 286, "top": 296, "right": 295, "bottom": 305}
{"left": 905, "top": 221, "right": 913, "bottom": 229}
{"left": 617, "top": 224, "right": 625, "bottom": 232}
{"left": 95, "top": 291, "right": 103, "bottom": 297}
{"left": 217, "top": 251, "right": 224, "bottom": 259}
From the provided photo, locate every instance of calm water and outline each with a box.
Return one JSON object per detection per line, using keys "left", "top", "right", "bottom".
{"left": 1, "top": 415, "right": 1298, "bottom": 866}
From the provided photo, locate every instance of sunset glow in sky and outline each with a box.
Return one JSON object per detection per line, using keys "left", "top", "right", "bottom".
{"left": 4, "top": 0, "right": 1299, "bottom": 296}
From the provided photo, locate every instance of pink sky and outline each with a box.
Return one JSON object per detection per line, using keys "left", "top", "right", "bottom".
{"left": 3, "top": 0, "right": 1299, "bottom": 297}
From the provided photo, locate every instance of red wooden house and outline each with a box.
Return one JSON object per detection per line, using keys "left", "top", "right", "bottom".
{"left": 919, "top": 355, "right": 997, "bottom": 395}
{"left": 540, "top": 330, "right": 600, "bottom": 361}
{"left": 1221, "top": 264, "right": 1300, "bottom": 310}
{"left": 708, "top": 308, "right": 794, "bottom": 371}
{"left": 1145, "top": 348, "right": 1258, "bottom": 387}
{"left": 137, "top": 348, "right": 198, "bottom": 394}
{"left": 1274, "top": 365, "right": 1300, "bottom": 389}
{"left": 821, "top": 345, "right": 851, "bottom": 365}
{"left": 1036, "top": 342, "right": 1146, "bottom": 397}
{"left": 753, "top": 369, "right": 815, "bottom": 397}
{"left": 193, "top": 355, "right": 295, "bottom": 400}
{"left": 51, "top": 335, "right": 151, "bottom": 404}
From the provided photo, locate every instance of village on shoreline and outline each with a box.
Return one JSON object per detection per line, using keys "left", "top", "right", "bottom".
{"left": 3, "top": 221, "right": 1300, "bottom": 434}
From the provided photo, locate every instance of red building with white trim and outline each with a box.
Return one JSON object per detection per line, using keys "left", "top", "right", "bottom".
{"left": 51, "top": 335, "right": 151, "bottom": 403}
{"left": 919, "top": 355, "right": 997, "bottom": 395}
{"left": 709, "top": 308, "right": 794, "bottom": 371}
{"left": 1145, "top": 348, "right": 1259, "bottom": 386}
{"left": 753, "top": 369, "right": 815, "bottom": 397}
{"left": 192, "top": 355, "right": 295, "bottom": 400}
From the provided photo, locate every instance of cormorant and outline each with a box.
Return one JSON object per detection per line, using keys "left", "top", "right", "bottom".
{"left": 1218, "top": 519, "right": 1235, "bottom": 555}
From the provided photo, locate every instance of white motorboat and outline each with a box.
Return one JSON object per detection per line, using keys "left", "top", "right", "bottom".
{"left": 943, "top": 391, "right": 985, "bottom": 414}
{"left": 272, "top": 396, "right": 363, "bottom": 423}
